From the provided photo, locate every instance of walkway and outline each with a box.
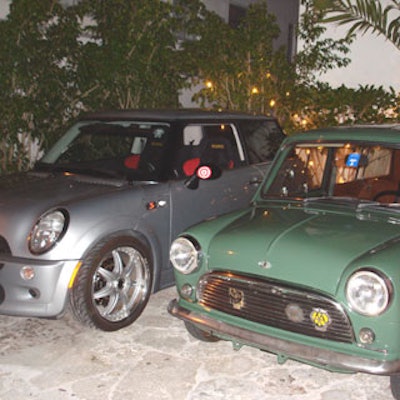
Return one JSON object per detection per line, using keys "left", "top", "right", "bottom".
{"left": 0, "top": 287, "right": 393, "bottom": 400}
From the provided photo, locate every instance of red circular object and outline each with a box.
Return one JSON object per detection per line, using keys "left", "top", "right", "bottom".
{"left": 197, "top": 165, "right": 212, "bottom": 180}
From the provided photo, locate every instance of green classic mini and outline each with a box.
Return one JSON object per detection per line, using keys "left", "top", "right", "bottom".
{"left": 168, "top": 124, "right": 400, "bottom": 399}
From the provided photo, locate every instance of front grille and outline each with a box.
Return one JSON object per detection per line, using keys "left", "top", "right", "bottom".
{"left": 197, "top": 271, "right": 354, "bottom": 343}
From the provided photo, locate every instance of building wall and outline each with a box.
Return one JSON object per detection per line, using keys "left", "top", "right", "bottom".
{"left": 266, "top": 0, "right": 299, "bottom": 58}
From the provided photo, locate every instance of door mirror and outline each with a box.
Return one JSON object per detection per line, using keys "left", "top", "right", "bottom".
{"left": 184, "top": 164, "right": 222, "bottom": 190}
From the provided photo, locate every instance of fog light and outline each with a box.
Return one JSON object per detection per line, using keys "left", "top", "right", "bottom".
{"left": 359, "top": 328, "right": 375, "bottom": 344}
{"left": 20, "top": 266, "right": 35, "bottom": 280}
{"left": 28, "top": 288, "right": 40, "bottom": 299}
{"left": 180, "top": 284, "right": 194, "bottom": 299}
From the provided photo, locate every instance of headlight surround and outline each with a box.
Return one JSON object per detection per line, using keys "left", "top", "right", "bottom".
{"left": 346, "top": 270, "right": 391, "bottom": 316}
{"left": 170, "top": 236, "right": 200, "bottom": 274}
{"left": 29, "top": 209, "right": 68, "bottom": 254}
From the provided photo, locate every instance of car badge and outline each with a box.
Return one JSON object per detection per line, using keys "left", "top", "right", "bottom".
{"left": 258, "top": 260, "right": 271, "bottom": 269}
{"left": 285, "top": 303, "right": 304, "bottom": 323}
{"left": 153, "top": 128, "right": 165, "bottom": 138}
{"left": 310, "top": 308, "right": 331, "bottom": 332}
{"left": 228, "top": 287, "right": 245, "bottom": 310}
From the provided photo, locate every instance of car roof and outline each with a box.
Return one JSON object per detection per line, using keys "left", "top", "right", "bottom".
{"left": 79, "top": 108, "right": 276, "bottom": 122}
{"left": 286, "top": 124, "right": 400, "bottom": 145}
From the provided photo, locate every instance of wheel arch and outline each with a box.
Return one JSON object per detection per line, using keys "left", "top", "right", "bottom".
{"left": 79, "top": 228, "right": 164, "bottom": 294}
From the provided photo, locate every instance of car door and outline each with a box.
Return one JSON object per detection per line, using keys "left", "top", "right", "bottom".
{"left": 143, "top": 119, "right": 284, "bottom": 288}
{"left": 169, "top": 121, "right": 270, "bottom": 240}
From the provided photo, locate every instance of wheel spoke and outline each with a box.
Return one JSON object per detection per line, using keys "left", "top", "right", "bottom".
{"left": 100, "top": 291, "right": 120, "bottom": 317}
{"left": 93, "top": 282, "right": 115, "bottom": 300}
{"left": 116, "top": 291, "right": 130, "bottom": 316}
{"left": 123, "top": 257, "right": 136, "bottom": 279}
{"left": 111, "top": 249, "right": 125, "bottom": 276}
{"left": 96, "top": 265, "right": 117, "bottom": 282}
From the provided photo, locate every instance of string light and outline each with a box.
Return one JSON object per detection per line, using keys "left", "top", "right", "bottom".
{"left": 251, "top": 87, "right": 259, "bottom": 95}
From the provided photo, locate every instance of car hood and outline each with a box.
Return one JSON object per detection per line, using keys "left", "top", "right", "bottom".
{"left": 0, "top": 171, "right": 128, "bottom": 215}
{"left": 0, "top": 171, "right": 149, "bottom": 259}
{"left": 207, "top": 204, "right": 400, "bottom": 295}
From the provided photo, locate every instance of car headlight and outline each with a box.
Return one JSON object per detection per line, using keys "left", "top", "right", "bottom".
{"left": 170, "top": 236, "right": 200, "bottom": 274}
{"left": 29, "top": 209, "right": 68, "bottom": 254}
{"left": 346, "top": 270, "right": 391, "bottom": 316}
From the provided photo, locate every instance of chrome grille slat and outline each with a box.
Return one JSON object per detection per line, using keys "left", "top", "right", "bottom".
{"left": 197, "top": 272, "right": 354, "bottom": 343}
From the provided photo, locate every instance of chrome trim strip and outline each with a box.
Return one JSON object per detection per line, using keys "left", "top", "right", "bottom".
{"left": 168, "top": 299, "right": 400, "bottom": 375}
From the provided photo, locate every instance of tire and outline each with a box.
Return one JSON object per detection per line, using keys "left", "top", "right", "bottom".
{"left": 69, "top": 235, "right": 152, "bottom": 331}
{"left": 184, "top": 321, "right": 220, "bottom": 342}
{"left": 391, "top": 375, "right": 400, "bottom": 399}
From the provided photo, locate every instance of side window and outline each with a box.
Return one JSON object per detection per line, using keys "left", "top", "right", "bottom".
{"left": 241, "top": 120, "right": 285, "bottom": 164}
{"left": 334, "top": 146, "right": 392, "bottom": 183}
{"left": 200, "top": 125, "right": 242, "bottom": 168}
{"left": 173, "top": 124, "right": 242, "bottom": 178}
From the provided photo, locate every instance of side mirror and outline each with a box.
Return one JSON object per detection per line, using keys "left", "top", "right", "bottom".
{"left": 184, "top": 164, "right": 222, "bottom": 190}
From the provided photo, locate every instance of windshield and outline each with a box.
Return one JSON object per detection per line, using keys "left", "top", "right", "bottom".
{"left": 37, "top": 120, "right": 171, "bottom": 181}
{"left": 263, "top": 142, "right": 400, "bottom": 205}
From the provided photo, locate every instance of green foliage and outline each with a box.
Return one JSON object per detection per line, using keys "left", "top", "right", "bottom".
{"left": 0, "top": 0, "right": 198, "bottom": 173}
{"left": 285, "top": 0, "right": 400, "bottom": 134}
{"left": 296, "top": 0, "right": 353, "bottom": 84}
{"left": 0, "top": 0, "right": 398, "bottom": 173}
{"left": 318, "top": 0, "right": 400, "bottom": 50}
{"left": 0, "top": 0, "right": 82, "bottom": 172}
{"left": 287, "top": 83, "right": 399, "bottom": 132}
{"left": 187, "top": 0, "right": 397, "bottom": 134}
{"left": 189, "top": 1, "right": 286, "bottom": 112}
{"left": 73, "top": 0, "right": 187, "bottom": 109}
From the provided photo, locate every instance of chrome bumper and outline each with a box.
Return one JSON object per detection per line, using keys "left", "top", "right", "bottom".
{"left": 168, "top": 299, "right": 400, "bottom": 375}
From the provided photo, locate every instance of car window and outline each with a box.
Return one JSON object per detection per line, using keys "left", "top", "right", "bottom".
{"left": 172, "top": 123, "right": 243, "bottom": 178}
{"left": 40, "top": 121, "right": 171, "bottom": 181}
{"left": 56, "top": 128, "right": 135, "bottom": 163}
{"left": 264, "top": 142, "right": 399, "bottom": 204}
{"left": 334, "top": 146, "right": 392, "bottom": 182}
{"left": 240, "top": 120, "right": 285, "bottom": 163}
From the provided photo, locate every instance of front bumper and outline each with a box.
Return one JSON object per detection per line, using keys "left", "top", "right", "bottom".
{"left": 168, "top": 299, "right": 400, "bottom": 375}
{"left": 0, "top": 255, "right": 80, "bottom": 317}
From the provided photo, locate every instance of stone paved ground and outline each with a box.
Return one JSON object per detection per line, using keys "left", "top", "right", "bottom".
{"left": 0, "top": 287, "right": 394, "bottom": 400}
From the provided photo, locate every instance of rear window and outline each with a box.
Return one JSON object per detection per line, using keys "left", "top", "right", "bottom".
{"left": 240, "top": 120, "right": 285, "bottom": 163}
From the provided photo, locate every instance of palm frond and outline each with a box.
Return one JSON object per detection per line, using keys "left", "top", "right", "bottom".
{"left": 321, "top": 0, "right": 400, "bottom": 50}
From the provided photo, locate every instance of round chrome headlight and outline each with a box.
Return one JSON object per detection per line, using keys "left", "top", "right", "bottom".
{"left": 29, "top": 209, "right": 68, "bottom": 254}
{"left": 346, "top": 270, "right": 391, "bottom": 316}
{"left": 170, "top": 236, "right": 200, "bottom": 274}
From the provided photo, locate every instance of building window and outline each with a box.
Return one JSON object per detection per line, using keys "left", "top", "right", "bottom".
{"left": 229, "top": 4, "right": 247, "bottom": 28}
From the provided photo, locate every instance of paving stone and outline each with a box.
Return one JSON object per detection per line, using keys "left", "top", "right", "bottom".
{"left": 0, "top": 287, "right": 393, "bottom": 400}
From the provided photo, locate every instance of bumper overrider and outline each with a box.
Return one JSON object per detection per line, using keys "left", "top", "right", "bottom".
{"left": 168, "top": 299, "right": 400, "bottom": 376}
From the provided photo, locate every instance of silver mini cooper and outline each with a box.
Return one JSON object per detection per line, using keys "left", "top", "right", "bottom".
{"left": 0, "top": 109, "right": 284, "bottom": 331}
